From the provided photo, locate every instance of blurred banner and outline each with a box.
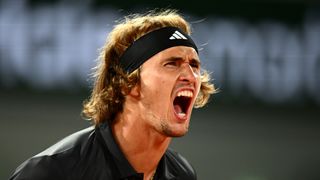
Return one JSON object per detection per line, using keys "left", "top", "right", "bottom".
{"left": 1, "top": 0, "right": 320, "bottom": 105}
{"left": 1, "top": 1, "right": 320, "bottom": 180}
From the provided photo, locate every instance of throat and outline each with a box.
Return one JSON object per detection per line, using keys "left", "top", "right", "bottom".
{"left": 112, "top": 118, "right": 170, "bottom": 176}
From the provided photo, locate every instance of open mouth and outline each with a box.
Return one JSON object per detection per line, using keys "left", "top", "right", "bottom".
{"left": 173, "top": 90, "right": 193, "bottom": 119}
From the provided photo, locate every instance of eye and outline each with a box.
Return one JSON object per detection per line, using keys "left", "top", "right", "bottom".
{"left": 190, "top": 61, "right": 200, "bottom": 69}
{"left": 164, "top": 61, "right": 178, "bottom": 67}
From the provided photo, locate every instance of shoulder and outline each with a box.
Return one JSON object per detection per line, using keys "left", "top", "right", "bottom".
{"left": 34, "top": 126, "right": 95, "bottom": 158}
{"left": 164, "top": 149, "right": 197, "bottom": 180}
{"left": 9, "top": 126, "right": 95, "bottom": 180}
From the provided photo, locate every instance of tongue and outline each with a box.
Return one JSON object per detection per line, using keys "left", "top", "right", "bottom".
{"left": 174, "top": 104, "right": 183, "bottom": 114}
{"left": 174, "top": 104, "right": 186, "bottom": 118}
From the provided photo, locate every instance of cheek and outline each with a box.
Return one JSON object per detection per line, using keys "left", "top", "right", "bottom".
{"left": 155, "top": 79, "right": 170, "bottom": 98}
{"left": 140, "top": 69, "right": 175, "bottom": 104}
{"left": 151, "top": 79, "right": 173, "bottom": 108}
{"left": 142, "top": 77, "right": 167, "bottom": 102}
{"left": 159, "top": 79, "right": 166, "bottom": 86}
{"left": 195, "top": 76, "right": 202, "bottom": 94}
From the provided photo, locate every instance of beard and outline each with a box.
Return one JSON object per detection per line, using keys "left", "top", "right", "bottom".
{"left": 159, "top": 119, "right": 189, "bottom": 137}
{"left": 142, "top": 101, "right": 190, "bottom": 137}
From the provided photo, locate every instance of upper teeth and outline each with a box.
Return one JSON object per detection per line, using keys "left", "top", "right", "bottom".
{"left": 177, "top": 90, "right": 193, "bottom": 97}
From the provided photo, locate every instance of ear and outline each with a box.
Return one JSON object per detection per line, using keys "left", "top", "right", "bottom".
{"left": 128, "top": 84, "right": 140, "bottom": 98}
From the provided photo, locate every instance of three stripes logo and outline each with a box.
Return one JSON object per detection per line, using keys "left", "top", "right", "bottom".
{"left": 169, "top": 31, "right": 187, "bottom": 40}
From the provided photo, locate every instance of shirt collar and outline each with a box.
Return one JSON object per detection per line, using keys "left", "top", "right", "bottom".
{"left": 155, "top": 154, "right": 177, "bottom": 180}
{"left": 98, "top": 122, "right": 139, "bottom": 179}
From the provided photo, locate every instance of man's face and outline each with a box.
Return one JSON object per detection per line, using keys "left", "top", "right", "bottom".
{"left": 138, "top": 46, "right": 201, "bottom": 137}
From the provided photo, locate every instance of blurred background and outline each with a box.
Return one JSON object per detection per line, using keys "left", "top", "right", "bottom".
{"left": 1, "top": 0, "right": 320, "bottom": 179}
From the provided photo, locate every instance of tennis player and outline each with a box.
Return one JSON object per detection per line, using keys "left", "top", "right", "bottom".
{"left": 10, "top": 9, "right": 215, "bottom": 180}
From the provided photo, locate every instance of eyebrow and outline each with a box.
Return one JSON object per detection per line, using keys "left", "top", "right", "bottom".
{"left": 164, "top": 56, "right": 201, "bottom": 65}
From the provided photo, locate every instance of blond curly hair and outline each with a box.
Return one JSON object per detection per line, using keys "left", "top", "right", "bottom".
{"left": 82, "top": 9, "right": 216, "bottom": 125}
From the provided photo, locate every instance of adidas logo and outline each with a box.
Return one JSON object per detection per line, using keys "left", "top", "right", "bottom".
{"left": 169, "top": 31, "right": 187, "bottom": 40}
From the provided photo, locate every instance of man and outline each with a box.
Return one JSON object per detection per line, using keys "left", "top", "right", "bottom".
{"left": 10, "top": 9, "right": 215, "bottom": 180}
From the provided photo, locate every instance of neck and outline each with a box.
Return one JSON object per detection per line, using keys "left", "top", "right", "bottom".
{"left": 112, "top": 110, "right": 171, "bottom": 179}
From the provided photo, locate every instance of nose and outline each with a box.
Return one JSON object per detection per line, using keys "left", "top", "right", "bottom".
{"left": 178, "top": 63, "right": 198, "bottom": 83}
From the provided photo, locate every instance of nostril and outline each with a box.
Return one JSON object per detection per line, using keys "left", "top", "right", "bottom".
{"left": 178, "top": 72, "right": 196, "bottom": 83}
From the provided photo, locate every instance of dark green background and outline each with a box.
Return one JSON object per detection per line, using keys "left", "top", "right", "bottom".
{"left": 2, "top": 90, "right": 320, "bottom": 180}
{"left": 1, "top": 0, "right": 320, "bottom": 179}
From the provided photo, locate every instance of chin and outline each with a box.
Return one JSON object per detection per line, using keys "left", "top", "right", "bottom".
{"left": 161, "top": 123, "right": 189, "bottom": 137}
{"left": 167, "top": 131, "right": 188, "bottom": 138}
